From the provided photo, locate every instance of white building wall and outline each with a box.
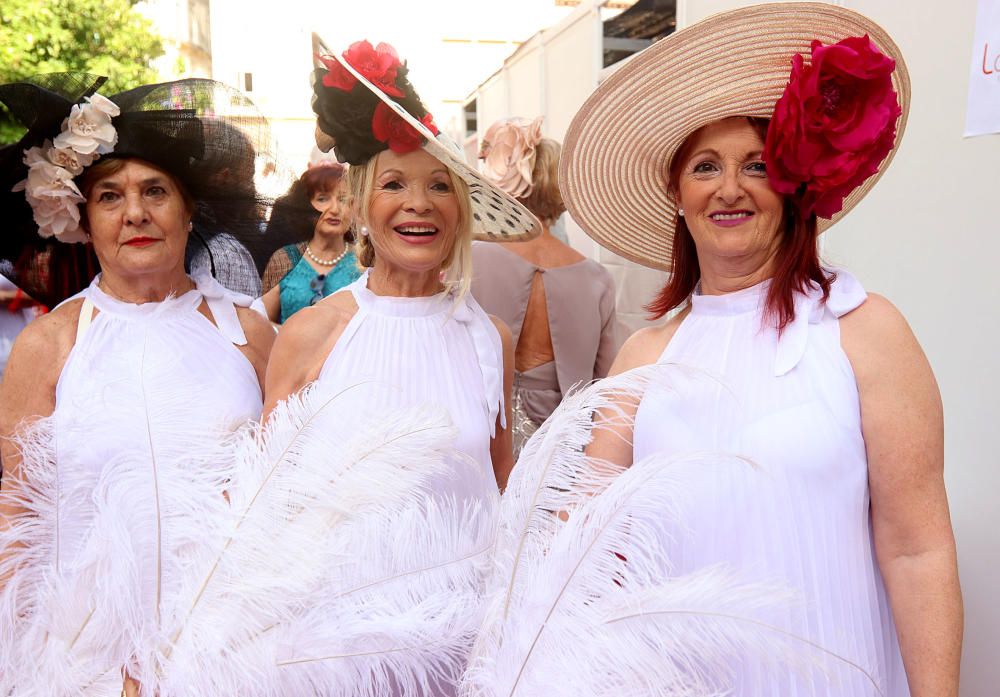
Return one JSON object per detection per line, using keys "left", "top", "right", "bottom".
{"left": 673, "top": 1, "right": 996, "bottom": 694}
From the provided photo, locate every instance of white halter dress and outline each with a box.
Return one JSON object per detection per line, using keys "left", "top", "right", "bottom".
{"left": 0, "top": 272, "right": 262, "bottom": 695}
{"left": 633, "top": 270, "right": 908, "bottom": 697}
{"left": 317, "top": 271, "right": 505, "bottom": 499}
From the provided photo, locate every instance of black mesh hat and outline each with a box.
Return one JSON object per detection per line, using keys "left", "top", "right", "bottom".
{"left": 0, "top": 75, "right": 307, "bottom": 305}
{"left": 312, "top": 40, "right": 541, "bottom": 243}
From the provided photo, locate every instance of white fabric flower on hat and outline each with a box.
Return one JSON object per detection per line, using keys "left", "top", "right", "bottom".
{"left": 43, "top": 139, "right": 96, "bottom": 176}
{"left": 14, "top": 145, "right": 88, "bottom": 242}
{"left": 53, "top": 94, "right": 120, "bottom": 155}
{"left": 479, "top": 116, "right": 543, "bottom": 199}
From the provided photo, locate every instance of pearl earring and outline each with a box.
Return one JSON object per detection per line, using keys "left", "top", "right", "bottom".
{"left": 360, "top": 226, "right": 369, "bottom": 236}
{"left": 187, "top": 221, "right": 193, "bottom": 231}
{"left": 677, "top": 208, "right": 685, "bottom": 217}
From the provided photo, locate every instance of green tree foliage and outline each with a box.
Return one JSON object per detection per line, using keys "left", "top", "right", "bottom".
{"left": 0, "top": 0, "right": 165, "bottom": 142}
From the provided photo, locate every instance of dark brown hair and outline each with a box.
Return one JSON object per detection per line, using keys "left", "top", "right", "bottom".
{"left": 645, "top": 117, "right": 831, "bottom": 333}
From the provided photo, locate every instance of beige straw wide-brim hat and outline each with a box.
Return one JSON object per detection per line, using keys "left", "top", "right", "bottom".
{"left": 559, "top": 2, "right": 910, "bottom": 271}
{"left": 330, "top": 51, "right": 542, "bottom": 243}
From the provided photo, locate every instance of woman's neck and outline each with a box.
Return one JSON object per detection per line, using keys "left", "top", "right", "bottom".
{"left": 98, "top": 266, "right": 194, "bottom": 304}
{"left": 366, "top": 263, "right": 444, "bottom": 298}
{"left": 697, "top": 247, "right": 780, "bottom": 296}
{"left": 307, "top": 233, "right": 347, "bottom": 259}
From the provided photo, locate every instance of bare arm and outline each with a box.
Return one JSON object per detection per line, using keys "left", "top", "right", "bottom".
{"left": 234, "top": 306, "right": 277, "bottom": 391}
{"left": 262, "top": 293, "right": 356, "bottom": 420}
{"left": 489, "top": 316, "right": 515, "bottom": 491}
{"left": 0, "top": 304, "right": 78, "bottom": 588}
{"left": 584, "top": 319, "right": 683, "bottom": 470}
{"left": 841, "top": 293, "right": 962, "bottom": 697}
{"left": 258, "top": 285, "right": 282, "bottom": 324}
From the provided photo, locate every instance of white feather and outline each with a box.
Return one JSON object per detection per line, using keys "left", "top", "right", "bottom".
{"left": 157, "top": 379, "right": 498, "bottom": 697}
{"left": 463, "top": 365, "right": 879, "bottom": 697}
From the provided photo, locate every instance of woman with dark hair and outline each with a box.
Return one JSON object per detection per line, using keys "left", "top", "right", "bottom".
{"left": 0, "top": 76, "right": 278, "bottom": 696}
{"left": 472, "top": 117, "right": 619, "bottom": 456}
{"left": 259, "top": 162, "right": 361, "bottom": 323}
{"left": 484, "top": 4, "right": 960, "bottom": 696}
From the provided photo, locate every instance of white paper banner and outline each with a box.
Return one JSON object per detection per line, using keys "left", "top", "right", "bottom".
{"left": 965, "top": 0, "right": 1000, "bottom": 137}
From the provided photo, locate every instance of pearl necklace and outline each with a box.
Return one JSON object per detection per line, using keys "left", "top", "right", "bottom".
{"left": 305, "top": 244, "right": 347, "bottom": 267}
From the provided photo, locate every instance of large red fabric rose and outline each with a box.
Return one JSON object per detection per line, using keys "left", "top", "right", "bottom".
{"left": 763, "top": 35, "right": 902, "bottom": 219}
{"left": 321, "top": 40, "right": 404, "bottom": 97}
{"left": 371, "top": 101, "right": 438, "bottom": 153}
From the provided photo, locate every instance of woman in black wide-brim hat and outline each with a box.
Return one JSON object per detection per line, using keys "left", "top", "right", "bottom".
{"left": 0, "top": 74, "right": 289, "bottom": 696}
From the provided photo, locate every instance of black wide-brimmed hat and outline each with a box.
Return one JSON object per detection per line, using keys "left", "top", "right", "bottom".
{"left": 0, "top": 74, "right": 306, "bottom": 305}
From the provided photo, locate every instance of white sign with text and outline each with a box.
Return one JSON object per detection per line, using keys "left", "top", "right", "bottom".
{"left": 965, "top": 0, "right": 1000, "bottom": 136}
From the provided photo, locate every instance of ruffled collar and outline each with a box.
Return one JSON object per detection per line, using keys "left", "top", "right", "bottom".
{"left": 690, "top": 269, "right": 867, "bottom": 376}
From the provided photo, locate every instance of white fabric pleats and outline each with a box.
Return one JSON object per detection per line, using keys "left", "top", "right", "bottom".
{"left": 633, "top": 269, "right": 909, "bottom": 697}
{"left": 319, "top": 271, "right": 505, "bottom": 499}
{"left": 0, "top": 272, "right": 261, "bottom": 696}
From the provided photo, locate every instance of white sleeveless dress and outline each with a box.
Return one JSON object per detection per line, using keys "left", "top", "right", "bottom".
{"left": 0, "top": 272, "right": 263, "bottom": 694}
{"left": 633, "top": 270, "right": 909, "bottom": 697}
{"left": 318, "top": 271, "right": 505, "bottom": 499}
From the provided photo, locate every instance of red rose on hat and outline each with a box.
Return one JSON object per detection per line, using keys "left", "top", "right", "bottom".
{"left": 371, "top": 102, "right": 438, "bottom": 153}
{"left": 321, "top": 40, "right": 404, "bottom": 97}
{"left": 764, "top": 35, "right": 901, "bottom": 219}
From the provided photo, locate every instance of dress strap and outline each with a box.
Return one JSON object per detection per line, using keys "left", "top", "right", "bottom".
{"left": 75, "top": 297, "right": 96, "bottom": 343}
{"left": 192, "top": 271, "right": 250, "bottom": 346}
{"left": 453, "top": 295, "right": 507, "bottom": 437}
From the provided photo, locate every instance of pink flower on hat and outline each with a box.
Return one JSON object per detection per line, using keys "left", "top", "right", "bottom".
{"left": 53, "top": 94, "right": 120, "bottom": 155}
{"left": 479, "top": 117, "right": 543, "bottom": 199}
{"left": 321, "top": 40, "right": 404, "bottom": 97}
{"left": 764, "top": 35, "right": 901, "bottom": 219}
{"left": 13, "top": 149, "right": 87, "bottom": 241}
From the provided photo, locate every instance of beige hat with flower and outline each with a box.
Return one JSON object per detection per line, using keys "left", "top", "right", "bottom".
{"left": 559, "top": 2, "right": 910, "bottom": 271}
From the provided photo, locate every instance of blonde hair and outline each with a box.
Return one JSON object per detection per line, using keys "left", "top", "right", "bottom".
{"left": 348, "top": 151, "right": 474, "bottom": 301}
{"left": 519, "top": 138, "right": 565, "bottom": 227}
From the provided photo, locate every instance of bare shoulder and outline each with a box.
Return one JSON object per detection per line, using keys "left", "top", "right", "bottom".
{"left": 609, "top": 310, "right": 688, "bottom": 376}
{"left": 839, "top": 292, "right": 921, "bottom": 369}
{"left": 263, "top": 290, "right": 358, "bottom": 414}
{"left": 234, "top": 305, "right": 277, "bottom": 380}
{"left": 279, "top": 291, "right": 357, "bottom": 353}
{"left": 0, "top": 299, "right": 83, "bottom": 429}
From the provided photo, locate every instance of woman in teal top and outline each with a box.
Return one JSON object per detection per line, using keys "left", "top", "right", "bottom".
{"left": 260, "top": 164, "right": 362, "bottom": 323}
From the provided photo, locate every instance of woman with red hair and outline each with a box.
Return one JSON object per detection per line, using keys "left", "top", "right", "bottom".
{"left": 259, "top": 163, "right": 361, "bottom": 323}
{"left": 552, "top": 4, "right": 961, "bottom": 695}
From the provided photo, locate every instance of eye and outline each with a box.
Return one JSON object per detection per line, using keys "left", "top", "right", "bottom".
{"left": 146, "top": 185, "right": 167, "bottom": 197}
{"left": 431, "top": 180, "right": 452, "bottom": 193}
{"left": 314, "top": 194, "right": 330, "bottom": 204}
{"left": 97, "top": 191, "right": 120, "bottom": 203}
{"left": 380, "top": 179, "right": 403, "bottom": 191}
{"left": 691, "top": 160, "right": 718, "bottom": 174}
{"left": 744, "top": 161, "right": 767, "bottom": 175}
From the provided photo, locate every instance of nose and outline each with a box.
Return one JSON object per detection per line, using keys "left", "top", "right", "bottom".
{"left": 716, "top": 165, "right": 746, "bottom": 206}
{"left": 403, "top": 185, "right": 433, "bottom": 215}
{"left": 123, "top": 191, "right": 150, "bottom": 227}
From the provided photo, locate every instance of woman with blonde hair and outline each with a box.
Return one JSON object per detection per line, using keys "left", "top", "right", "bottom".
{"left": 473, "top": 117, "right": 619, "bottom": 455}
{"left": 266, "top": 41, "right": 541, "bottom": 495}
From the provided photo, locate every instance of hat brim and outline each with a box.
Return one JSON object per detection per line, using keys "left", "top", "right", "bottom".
{"left": 559, "top": 2, "right": 911, "bottom": 271}
{"left": 331, "top": 52, "right": 542, "bottom": 243}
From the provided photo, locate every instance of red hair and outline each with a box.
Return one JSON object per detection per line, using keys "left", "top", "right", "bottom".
{"left": 299, "top": 163, "right": 346, "bottom": 198}
{"left": 645, "top": 118, "right": 832, "bottom": 333}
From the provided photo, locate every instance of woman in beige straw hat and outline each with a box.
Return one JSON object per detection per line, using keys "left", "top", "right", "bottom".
{"left": 556, "top": 3, "right": 961, "bottom": 696}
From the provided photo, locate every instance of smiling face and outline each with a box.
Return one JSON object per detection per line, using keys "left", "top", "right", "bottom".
{"left": 82, "top": 158, "right": 192, "bottom": 281}
{"left": 311, "top": 178, "right": 353, "bottom": 241}
{"left": 365, "top": 148, "right": 461, "bottom": 275}
{"left": 673, "top": 117, "right": 785, "bottom": 272}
